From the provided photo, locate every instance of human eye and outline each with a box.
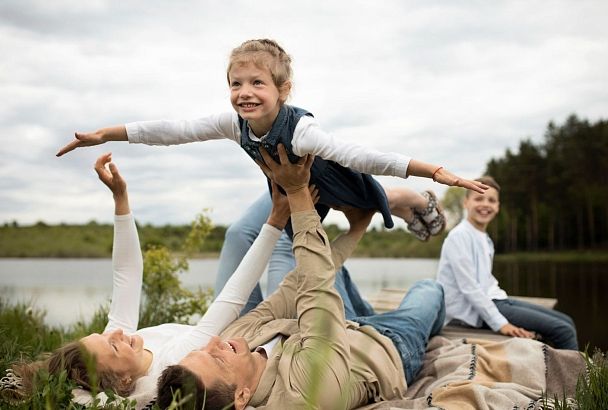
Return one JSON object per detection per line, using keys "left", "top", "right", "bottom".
{"left": 230, "top": 81, "right": 241, "bottom": 88}
{"left": 253, "top": 79, "right": 264, "bottom": 86}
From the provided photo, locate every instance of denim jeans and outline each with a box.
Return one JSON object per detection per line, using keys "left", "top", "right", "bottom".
{"left": 352, "top": 279, "right": 445, "bottom": 384}
{"left": 493, "top": 298, "right": 578, "bottom": 350}
{"left": 214, "top": 192, "right": 372, "bottom": 318}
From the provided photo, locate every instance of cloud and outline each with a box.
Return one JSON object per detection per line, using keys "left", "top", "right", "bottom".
{"left": 1, "top": 0, "right": 607, "bottom": 227}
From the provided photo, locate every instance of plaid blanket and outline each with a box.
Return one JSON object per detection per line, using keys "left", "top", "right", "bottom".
{"left": 360, "top": 336, "right": 585, "bottom": 410}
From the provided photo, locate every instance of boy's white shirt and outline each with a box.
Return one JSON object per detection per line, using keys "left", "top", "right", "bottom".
{"left": 75, "top": 212, "right": 282, "bottom": 408}
{"left": 125, "top": 112, "right": 411, "bottom": 178}
{"left": 436, "top": 218, "right": 509, "bottom": 332}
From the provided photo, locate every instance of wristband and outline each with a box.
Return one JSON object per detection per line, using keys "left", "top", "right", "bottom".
{"left": 432, "top": 166, "right": 443, "bottom": 182}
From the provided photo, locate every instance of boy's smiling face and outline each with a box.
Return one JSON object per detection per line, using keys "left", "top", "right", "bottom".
{"left": 464, "top": 187, "right": 500, "bottom": 231}
{"left": 228, "top": 61, "right": 289, "bottom": 137}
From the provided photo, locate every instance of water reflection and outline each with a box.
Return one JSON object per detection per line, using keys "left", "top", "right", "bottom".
{"left": 1, "top": 258, "right": 606, "bottom": 351}
{"left": 494, "top": 260, "right": 607, "bottom": 351}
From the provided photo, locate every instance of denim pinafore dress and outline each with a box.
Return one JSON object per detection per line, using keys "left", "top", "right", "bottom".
{"left": 239, "top": 104, "right": 394, "bottom": 236}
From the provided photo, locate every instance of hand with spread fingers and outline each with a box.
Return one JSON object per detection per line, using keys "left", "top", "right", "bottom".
{"left": 256, "top": 144, "right": 314, "bottom": 194}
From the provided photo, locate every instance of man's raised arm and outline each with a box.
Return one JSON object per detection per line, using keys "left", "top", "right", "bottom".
{"left": 257, "top": 144, "right": 352, "bottom": 407}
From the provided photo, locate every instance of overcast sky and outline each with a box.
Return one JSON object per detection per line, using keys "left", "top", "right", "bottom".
{"left": 1, "top": 0, "right": 607, "bottom": 229}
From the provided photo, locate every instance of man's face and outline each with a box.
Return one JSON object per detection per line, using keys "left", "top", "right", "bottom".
{"left": 464, "top": 187, "right": 500, "bottom": 230}
{"left": 179, "top": 336, "right": 263, "bottom": 395}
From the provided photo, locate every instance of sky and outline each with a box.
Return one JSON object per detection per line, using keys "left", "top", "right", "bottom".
{"left": 1, "top": 0, "right": 607, "bottom": 229}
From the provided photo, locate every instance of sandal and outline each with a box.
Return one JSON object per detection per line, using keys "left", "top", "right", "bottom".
{"left": 406, "top": 213, "right": 430, "bottom": 241}
{"left": 416, "top": 190, "right": 446, "bottom": 236}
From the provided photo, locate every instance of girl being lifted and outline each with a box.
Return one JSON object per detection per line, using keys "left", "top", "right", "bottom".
{"left": 57, "top": 39, "right": 487, "bottom": 241}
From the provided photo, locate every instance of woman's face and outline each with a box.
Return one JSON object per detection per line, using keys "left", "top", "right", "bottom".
{"left": 81, "top": 328, "right": 147, "bottom": 380}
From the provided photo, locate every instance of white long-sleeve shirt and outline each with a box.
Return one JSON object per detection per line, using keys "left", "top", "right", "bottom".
{"left": 435, "top": 219, "right": 508, "bottom": 331}
{"left": 125, "top": 111, "right": 411, "bottom": 178}
{"left": 95, "top": 213, "right": 281, "bottom": 408}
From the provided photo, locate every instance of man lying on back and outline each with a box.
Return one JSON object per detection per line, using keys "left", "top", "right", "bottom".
{"left": 157, "top": 145, "right": 445, "bottom": 409}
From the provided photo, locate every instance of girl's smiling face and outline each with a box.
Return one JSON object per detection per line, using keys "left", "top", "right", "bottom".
{"left": 228, "top": 61, "right": 290, "bottom": 137}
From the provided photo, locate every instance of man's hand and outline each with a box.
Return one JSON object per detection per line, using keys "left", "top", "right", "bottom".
{"left": 266, "top": 182, "right": 320, "bottom": 230}
{"left": 499, "top": 323, "right": 535, "bottom": 339}
{"left": 256, "top": 144, "right": 314, "bottom": 194}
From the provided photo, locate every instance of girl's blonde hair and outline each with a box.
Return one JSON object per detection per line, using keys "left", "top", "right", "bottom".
{"left": 227, "top": 39, "right": 293, "bottom": 90}
{"left": 3, "top": 341, "right": 135, "bottom": 403}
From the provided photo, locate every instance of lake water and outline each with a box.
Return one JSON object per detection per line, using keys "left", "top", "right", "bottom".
{"left": 0, "top": 258, "right": 606, "bottom": 350}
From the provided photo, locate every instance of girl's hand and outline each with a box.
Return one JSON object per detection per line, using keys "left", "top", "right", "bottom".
{"left": 56, "top": 125, "right": 128, "bottom": 157}
{"left": 433, "top": 168, "right": 489, "bottom": 194}
{"left": 57, "top": 130, "right": 106, "bottom": 156}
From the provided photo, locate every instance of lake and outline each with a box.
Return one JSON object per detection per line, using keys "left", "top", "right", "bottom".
{"left": 0, "top": 258, "right": 606, "bottom": 351}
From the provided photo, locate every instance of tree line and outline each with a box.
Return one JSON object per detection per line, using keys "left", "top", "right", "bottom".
{"left": 485, "top": 115, "right": 608, "bottom": 252}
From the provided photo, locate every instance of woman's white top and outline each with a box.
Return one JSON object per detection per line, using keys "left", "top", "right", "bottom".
{"left": 101, "top": 213, "right": 281, "bottom": 407}
{"left": 125, "top": 112, "right": 411, "bottom": 178}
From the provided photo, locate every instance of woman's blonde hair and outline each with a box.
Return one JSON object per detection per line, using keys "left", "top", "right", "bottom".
{"left": 227, "top": 39, "right": 293, "bottom": 91}
{"left": 3, "top": 340, "right": 135, "bottom": 403}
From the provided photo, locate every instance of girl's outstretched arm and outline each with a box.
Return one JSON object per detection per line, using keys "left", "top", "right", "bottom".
{"left": 56, "top": 126, "right": 128, "bottom": 157}
{"left": 406, "top": 159, "right": 488, "bottom": 193}
{"left": 293, "top": 117, "right": 487, "bottom": 193}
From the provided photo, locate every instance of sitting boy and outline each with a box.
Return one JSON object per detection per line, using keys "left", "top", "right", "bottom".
{"left": 436, "top": 176, "right": 578, "bottom": 350}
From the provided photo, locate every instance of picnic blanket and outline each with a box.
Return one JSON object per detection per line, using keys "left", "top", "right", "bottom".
{"left": 359, "top": 336, "right": 585, "bottom": 410}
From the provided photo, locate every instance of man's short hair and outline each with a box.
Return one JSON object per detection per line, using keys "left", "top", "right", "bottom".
{"left": 466, "top": 176, "right": 501, "bottom": 197}
{"left": 157, "top": 365, "right": 237, "bottom": 410}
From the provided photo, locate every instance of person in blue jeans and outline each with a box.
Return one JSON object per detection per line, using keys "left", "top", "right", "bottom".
{"left": 436, "top": 176, "right": 578, "bottom": 350}
{"left": 157, "top": 147, "right": 445, "bottom": 410}
{"left": 215, "top": 190, "right": 375, "bottom": 319}
{"left": 213, "top": 149, "right": 444, "bottom": 383}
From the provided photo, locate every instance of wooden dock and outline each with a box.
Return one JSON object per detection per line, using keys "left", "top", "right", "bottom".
{"left": 367, "top": 288, "right": 557, "bottom": 342}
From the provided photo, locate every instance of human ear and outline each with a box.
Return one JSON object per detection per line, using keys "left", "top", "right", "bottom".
{"left": 279, "top": 81, "right": 291, "bottom": 103}
{"left": 234, "top": 387, "right": 251, "bottom": 410}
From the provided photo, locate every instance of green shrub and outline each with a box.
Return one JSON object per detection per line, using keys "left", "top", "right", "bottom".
{"left": 0, "top": 211, "right": 215, "bottom": 408}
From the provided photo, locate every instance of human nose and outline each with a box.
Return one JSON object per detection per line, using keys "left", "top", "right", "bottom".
{"left": 110, "top": 328, "right": 123, "bottom": 339}
{"left": 239, "top": 84, "right": 253, "bottom": 98}
{"left": 205, "top": 336, "right": 221, "bottom": 351}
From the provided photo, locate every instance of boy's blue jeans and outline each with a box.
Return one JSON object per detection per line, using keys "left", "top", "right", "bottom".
{"left": 214, "top": 192, "right": 445, "bottom": 383}
{"left": 493, "top": 298, "right": 578, "bottom": 350}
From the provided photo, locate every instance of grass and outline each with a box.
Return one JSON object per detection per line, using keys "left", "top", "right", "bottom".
{"left": 542, "top": 348, "right": 608, "bottom": 410}
{"left": 2, "top": 297, "right": 607, "bottom": 409}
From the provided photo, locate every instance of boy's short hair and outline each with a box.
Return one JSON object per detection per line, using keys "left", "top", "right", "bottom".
{"left": 466, "top": 176, "right": 501, "bottom": 197}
